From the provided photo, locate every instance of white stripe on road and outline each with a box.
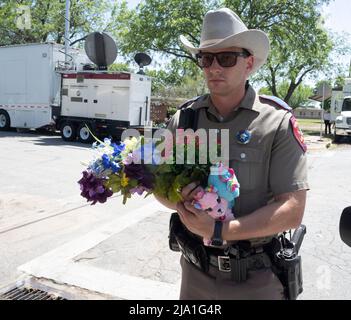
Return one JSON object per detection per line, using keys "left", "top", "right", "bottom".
{"left": 18, "top": 201, "right": 178, "bottom": 300}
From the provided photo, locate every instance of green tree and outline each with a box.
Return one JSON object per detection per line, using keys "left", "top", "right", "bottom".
{"left": 223, "top": 0, "right": 333, "bottom": 103}
{"left": 147, "top": 63, "right": 207, "bottom": 98}
{"left": 259, "top": 82, "right": 313, "bottom": 109}
{"left": 108, "top": 62, "right": 132, "bottom": 72}
{"left": 334, "top": 76, "right": 346, "bottom": 89}
{"left": 320, "top": 32, "right": 351, "bottom": 84}
{"left": 0, "top": 0, "right": 121, "bottom": 46}
{"left": 114, "top": 0, "right": 336, "bottom": 104}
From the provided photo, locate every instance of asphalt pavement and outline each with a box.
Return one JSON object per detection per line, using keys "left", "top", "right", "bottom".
{"left": 1, "top": 130, "right": 351, "bottom": 299}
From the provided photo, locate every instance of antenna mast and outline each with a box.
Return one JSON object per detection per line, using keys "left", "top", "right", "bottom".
{"left": 65, "top": 0, "right": 70, "bottom": 65}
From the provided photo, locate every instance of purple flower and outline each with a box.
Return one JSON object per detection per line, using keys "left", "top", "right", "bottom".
{"left": 130, "top": 186, "right": 148, "bottom": 195}
{"left": 122, "top": 153, "right": 136, "bottom": 165}
{"left": 78, "top": 171, "right": 113, "bottom": 205}
{"left": 124, "top": 163, "right": 154, "bottom": 190}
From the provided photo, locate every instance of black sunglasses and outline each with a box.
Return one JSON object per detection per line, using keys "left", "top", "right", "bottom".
{"left": 195, "top": 51, "right": 251, "bottom": 68}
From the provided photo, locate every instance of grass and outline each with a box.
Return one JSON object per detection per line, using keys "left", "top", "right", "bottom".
{"left": 296, "top": 118, "right": 324, "bottom": 136}
{"left": 296, "top": 118, "right": 322, "bottom": 126}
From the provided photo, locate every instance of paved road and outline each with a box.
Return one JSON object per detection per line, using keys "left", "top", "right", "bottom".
{"left": 1, "top": 130, "right": 351, "bottom": 299}
{"left": 299, "top": 144, "right": 351, "bottom": 299}
{"left": 0, "top": 130, "right": 157, "bottom": 289}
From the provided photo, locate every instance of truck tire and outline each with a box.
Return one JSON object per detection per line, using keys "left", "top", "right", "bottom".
{"left": 333, "top": 133, "right": 341, "bottom": 143}
{"left": 77, "top": 123, "right": 94, "bottom": 143}
{"left": 61, "top": 122, "right": 77, "bottom": 141}
{"left": 0, "top": 110, "right": 11, "bottom": 131}
{"left": 333, "top": 128, "right": 341, "bottom": 143}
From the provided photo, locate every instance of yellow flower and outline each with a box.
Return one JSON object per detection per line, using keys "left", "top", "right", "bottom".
{"left": 121, "top": 173, "right": 129, "bottom": 187}
{"left": 120, "top": 137, "right": 141, "bottom": 158}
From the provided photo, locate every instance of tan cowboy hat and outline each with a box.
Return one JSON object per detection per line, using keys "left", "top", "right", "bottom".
{"left": 180, "top": 8, "right": 270, "bottom": 75}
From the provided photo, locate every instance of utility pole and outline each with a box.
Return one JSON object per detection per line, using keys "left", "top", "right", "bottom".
{"left": 65, "top": 0, "right": 70, "bottom": 65}
{"left": 319, "top": 83, "right": 325, "bottom": 141}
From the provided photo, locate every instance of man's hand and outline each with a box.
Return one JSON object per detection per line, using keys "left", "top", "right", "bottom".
{"left": 176, "top": 201, "right": 214, "bottom": 239}
{"left": 175, "top": 182, "right": 214, "bottom": 239}
{"left": 180, "top": 181, "right": 204, "bottom": 202}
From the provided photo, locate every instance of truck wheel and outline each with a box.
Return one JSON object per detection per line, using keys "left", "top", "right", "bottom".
{"left": 61, "top": 122, "right": 77, "bottom": 141}
{"left": 0, "top": 110, "right": 11, "bottom": 131}
{"left": 333, "top": 128, "right": 341, "bottom": 143}
{"left": 78, "top": 123, "right": 94, "bottom": 143}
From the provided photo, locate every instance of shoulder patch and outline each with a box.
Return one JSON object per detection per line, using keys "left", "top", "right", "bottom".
{"left": 259, "top": 95, "right": 292, "bottom": 112}
{"left": 290, "top": 115, "right": 307, "bottom": 153}
{"left": 177, "top": 96, "right": 202, "bottom": 110}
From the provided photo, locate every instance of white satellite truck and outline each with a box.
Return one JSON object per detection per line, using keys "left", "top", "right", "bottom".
{"left": 0, "top": 32, "right": 153, "bottom": 142}
{"left": 331, "top": 78, "right": 351, "bottom": 142}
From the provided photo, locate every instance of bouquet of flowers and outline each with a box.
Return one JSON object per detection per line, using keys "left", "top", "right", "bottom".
{"left": 78, "top": 134, "right": 240, "bottom": 210}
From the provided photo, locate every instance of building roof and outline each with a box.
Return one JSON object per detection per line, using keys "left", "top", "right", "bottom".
{"left": 299, "top": 99, "right": 321, "bottom": 109}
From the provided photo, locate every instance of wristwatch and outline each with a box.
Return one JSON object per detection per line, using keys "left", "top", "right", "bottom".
{"left": 211, "top": 220, "right": 223, "bottom": 246}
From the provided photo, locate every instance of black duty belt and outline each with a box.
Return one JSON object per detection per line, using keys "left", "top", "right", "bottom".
{"left": 182, "top": 244, "right": 273, "bottom": 283}
{"left": 170, "top": 212, "right": 276, "bottom": 283}
{"left": 208, "top": 251, "right": 272, "bottom": 272}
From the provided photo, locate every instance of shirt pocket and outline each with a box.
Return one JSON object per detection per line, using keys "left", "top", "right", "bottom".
{"left": 229, "top": 147, "right": 265, "bottom": 193}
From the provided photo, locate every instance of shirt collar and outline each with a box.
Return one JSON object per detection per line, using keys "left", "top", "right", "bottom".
{"left": 197, "top": 85, "right": 260, "bottom": 122}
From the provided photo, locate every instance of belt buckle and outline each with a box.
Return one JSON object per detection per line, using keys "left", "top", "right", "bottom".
{"left": 218, "top": 256, "right": 231, "bottom": 272}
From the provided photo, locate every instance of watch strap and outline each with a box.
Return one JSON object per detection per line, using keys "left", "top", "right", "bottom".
{"left": 211, "top": 220, "right": 223, "bottom": 246}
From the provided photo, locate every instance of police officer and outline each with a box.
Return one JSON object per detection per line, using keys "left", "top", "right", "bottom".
{"left": 154, "top": 8, "right": 309, "bottom": 300}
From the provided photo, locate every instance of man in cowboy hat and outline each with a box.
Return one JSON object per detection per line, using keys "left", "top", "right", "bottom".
{"left": 155, "top": 8, "right": 309, "bottom": 300}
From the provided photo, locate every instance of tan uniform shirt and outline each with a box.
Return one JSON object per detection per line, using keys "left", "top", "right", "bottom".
{"left": 167, "top": 85, "right": 309, "bottom": 218}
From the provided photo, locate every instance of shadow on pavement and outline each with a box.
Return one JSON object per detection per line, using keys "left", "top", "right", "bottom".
{"left": 0, "top": 129, "right": 92, "bottom": 149}
{"left": 333, "top": 136, "right": 351, "bottom": 145}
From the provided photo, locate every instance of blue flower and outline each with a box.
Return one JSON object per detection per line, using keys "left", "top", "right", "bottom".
{"left": 101, "top": 154, "right": 111, "bottom": 169}
{"left": 110, "top": 161, "right": 121, "bottom": 173}
{"left": 101, "top": 153, "right": 121, "bottom": 173}
{"left": 111, "top": 142, "right": 125, "bottom": 157}
{"left": 89, "top": 160, "right": 102, "bottom": 174}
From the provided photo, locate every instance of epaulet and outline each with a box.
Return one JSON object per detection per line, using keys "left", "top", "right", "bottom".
{"left": 259, "top": 95, "right": 292, "bottom": 112}
{"left": 260, "top": 95, "right": 306, "bottom": 153}
{"left": 177, "top": 96, "right": 202, "bottom": 110}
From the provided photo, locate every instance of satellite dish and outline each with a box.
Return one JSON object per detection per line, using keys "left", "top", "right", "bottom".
{"left": 84, "top": 32, "right": 117, "bottom": 70}
{"left": 134, "top": 52, "right": 152, "bottom": 74}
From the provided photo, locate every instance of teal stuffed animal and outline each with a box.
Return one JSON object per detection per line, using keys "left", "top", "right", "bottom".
{"left": 208, "top": 162, "right": 240, "bottom": 210}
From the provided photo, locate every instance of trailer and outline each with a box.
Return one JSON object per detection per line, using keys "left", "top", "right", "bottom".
{"left": 0, "top": 43, "right": 86, "bottom": 130}
{"left": 58, "top": 71, "right": 152, "bottom": 142}
{"left": 0, "top": 34, "right": 153, "bottom": 142}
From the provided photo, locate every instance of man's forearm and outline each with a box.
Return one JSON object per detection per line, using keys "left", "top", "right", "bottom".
{"left": 222, "top": 190, "right": 306, "bottom": 241}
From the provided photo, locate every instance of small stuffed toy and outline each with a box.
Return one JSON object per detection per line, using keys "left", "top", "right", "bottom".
{"left": 208, "top": 162, "right": 240, "bottom": 209}
{"left": 192, "top": 162, "right": 240, "bottom": 246}
{"left": 193, "top": 186, "right": 235, "bottom": 246}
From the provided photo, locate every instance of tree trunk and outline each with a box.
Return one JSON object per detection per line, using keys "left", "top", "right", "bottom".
{"left": 283, "top": 67, "right": 314, "bottom": 104}
{"left": 269, "top": 66, "right": 278, "bottom": 97}
{"left": 284, "top": 81, "right": 298, "bottom": 104}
